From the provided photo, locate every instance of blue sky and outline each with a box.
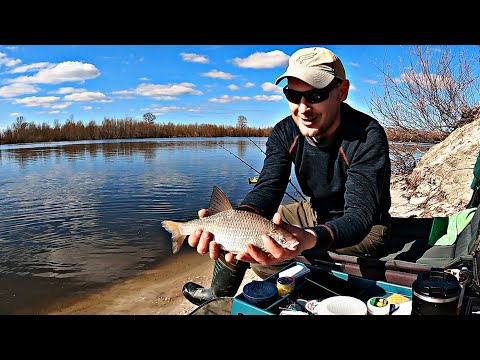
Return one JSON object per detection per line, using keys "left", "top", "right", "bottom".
{"left": 0, "top": 45, "right": 477, "bottom": 132}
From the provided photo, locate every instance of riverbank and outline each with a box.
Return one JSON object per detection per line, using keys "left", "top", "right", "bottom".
{"left": 45, "top": 175, "right": 452, "bottom": 315}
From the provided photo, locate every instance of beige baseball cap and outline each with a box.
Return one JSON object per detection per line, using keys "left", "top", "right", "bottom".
{"left": 275, "top": 47, "right": 346, "bottom": 89}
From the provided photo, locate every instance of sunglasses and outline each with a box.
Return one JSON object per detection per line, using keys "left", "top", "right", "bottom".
{"left": 283, "top": 78, "right": 343, "bottom": 104}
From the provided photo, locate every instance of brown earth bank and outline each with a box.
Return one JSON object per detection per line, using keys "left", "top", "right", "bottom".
{"left": 45, "top": 116, "right": 480, "bottom": 315}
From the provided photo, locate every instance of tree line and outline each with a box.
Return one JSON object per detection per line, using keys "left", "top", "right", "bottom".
{"left": 1, "top": 112, "right": 476, "bottom": 146}
{"left": 0, "top": 115, "right": 272, "bottom": 145}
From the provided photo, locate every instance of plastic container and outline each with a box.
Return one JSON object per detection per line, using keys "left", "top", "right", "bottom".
{"left": 242, "top": 281, "right": 278, "bottom": 308}
{"left": 367, "top": 297, "right": 391, "bottom": 315}
{"left": 306, "top": 296, "right": 367, "bottom": 315}
{"left": 276, "top": 276, "right": 295, "bottom": 296}
{"left": 411, "top": 268, "right": 461, "bottom": 315}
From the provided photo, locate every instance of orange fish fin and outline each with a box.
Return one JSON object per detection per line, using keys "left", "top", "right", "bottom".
{"left": 162, "top": 220, "right": 187, "bottom": 254}
{"left": 207, "top": 186, "right": 233, "bottom": 215}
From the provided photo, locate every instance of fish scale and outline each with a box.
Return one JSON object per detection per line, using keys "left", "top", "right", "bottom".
{"left": 162, "top": 186, "right": 299, "bottom": 255}
{"left": 175, "top": 210, "right": 280, "bottom": 253}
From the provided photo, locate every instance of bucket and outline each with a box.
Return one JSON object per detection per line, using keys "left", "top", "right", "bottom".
{"left": 411, "top": 268, "right": 461, "bottom": 315}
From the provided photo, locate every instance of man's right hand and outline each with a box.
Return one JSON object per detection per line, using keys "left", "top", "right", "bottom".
{"left": 187, "top": 209, "right": 236, "bottom": 261}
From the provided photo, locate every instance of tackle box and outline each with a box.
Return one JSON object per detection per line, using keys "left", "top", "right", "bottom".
{"left": 230, "top": 261, "right": 473, "bottom": 315}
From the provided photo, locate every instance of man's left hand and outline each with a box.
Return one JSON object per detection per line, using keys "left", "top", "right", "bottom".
{"left": 235, "top": 212, "right": 317, "bottom": 265}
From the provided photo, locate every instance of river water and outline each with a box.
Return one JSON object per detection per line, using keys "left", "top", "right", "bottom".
{"left": 0, "top": 137, "right": 428, "bottom": 314}
{"left": 0, "top": 137, "right": 305, "bottom": 314}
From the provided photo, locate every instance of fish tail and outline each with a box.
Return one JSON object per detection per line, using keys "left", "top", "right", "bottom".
{"left": 162, "top": 220, "right": 188, "bottom": 254}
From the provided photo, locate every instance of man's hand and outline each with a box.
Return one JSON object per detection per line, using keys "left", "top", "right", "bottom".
{"left": 187, "top": 209, "right": 230, "bottom": 261}
{"left": 235, "top": 212, "right": 318, "bottom": 265}
{"left": 188, "top": 210, "right": 317, "bottom": 264}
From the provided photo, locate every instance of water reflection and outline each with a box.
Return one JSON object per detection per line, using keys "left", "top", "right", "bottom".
{"left": 0, "top": 137, "right": 284, "bottom": 314}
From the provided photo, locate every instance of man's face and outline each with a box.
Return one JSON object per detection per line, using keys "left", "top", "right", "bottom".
{"left": 286, "top": 77, "right": 348, "bottom": 141}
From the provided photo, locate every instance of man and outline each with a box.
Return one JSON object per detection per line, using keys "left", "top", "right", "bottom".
{"left": 182, "top": 46, "right": 392, "bottom": 306}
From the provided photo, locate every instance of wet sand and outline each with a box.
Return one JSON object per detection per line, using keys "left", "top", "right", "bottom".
{"left": 45, "top": 249, "right": 260, "bottom": 315}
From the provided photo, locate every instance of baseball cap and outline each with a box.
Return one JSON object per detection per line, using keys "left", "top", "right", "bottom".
{"left": 275, "top": 47, "right": 346, "bottom": 89}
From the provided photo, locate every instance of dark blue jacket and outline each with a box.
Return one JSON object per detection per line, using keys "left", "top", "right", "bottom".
{"left": 238, "top": 103, "right": 391, "bottom": 251}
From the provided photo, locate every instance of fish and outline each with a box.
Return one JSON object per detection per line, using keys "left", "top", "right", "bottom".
{"left": 162, "top": 186, "right": 299, "bottom": 255}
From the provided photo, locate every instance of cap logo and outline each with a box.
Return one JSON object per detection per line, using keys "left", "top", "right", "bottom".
{"left": 295, "top": 52, "right": 316, "bottom": 65}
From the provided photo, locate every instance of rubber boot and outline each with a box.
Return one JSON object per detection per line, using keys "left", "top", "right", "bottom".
{"left": 182, "top": 256, "right": 249, "bottom": 306}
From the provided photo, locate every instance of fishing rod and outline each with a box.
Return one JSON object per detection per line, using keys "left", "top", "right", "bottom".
{"left": 217, "top": 142, "right": 299, "bottom": 202}
{"left": 246, "top": 137, "right": 307, "bottom": 201}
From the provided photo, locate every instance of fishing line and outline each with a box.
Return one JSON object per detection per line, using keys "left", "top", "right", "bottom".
{"left": 217, "top": 141, "right": 300, "bottom": 202}
{"left": 246, "top": 137, "right": 307, "bottom": 201}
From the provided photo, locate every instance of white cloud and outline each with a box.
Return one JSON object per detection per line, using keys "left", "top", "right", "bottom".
{"left": 400, "top": 72, "right": 452, "bottom": 89}
{"left": 13, "top": 96, "right": 60, "bottom": 107}
{"left": 149, "top": 106, "right": 182, "bottom": 115}
{"left": 0, "top": 83, "right": 39, "bottom": 98}
{"left": 112, "top": 82, "right": 202, "bottom": 99}
{"left": 209, "top": 95, "right": 250, "bottom": 103}
{"left": 232, "top": 50, "right": 289, "bottom": 69}
{"left": 64, "top": 91, "right": 112, "bottom": 103}
{"left": 0, "top": 52, "right": 22, "bottom": 67}
{"left": 9, "top": 62, "right": 53, "bottom": 74}
{"left": 228, "top": 84, "right": 240, "bottom": 91}
{"left": 202, "top": 69, "right": 234, "bottom": 80}
{"left": 261, "top": 82, "right": 282, "bottom": 93}
{"left": 50, "top": 87, "right": 87, "bottom": 94}
{"left": 9, "top": 61, "right": 100, "bottom": 84}
{"left": 51, "top": 103, "right": 72, "bottom": 109}
{"left": 180, "top": 53, "right": 209, "bottom": 64}
{"left": 253, "top": 94, "right": 283, "bottom": 101}
{"left": 244, "top": 82, "right": 255, "bottom": 88}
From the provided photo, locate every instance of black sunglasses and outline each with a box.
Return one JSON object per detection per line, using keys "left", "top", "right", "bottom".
{"left": 283, "top": 78, "right": 343, "bottom": 104}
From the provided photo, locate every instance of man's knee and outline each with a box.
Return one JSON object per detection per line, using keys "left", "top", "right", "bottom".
{"left": 251, "top": 260, "right": 293, "bottom": 279}
{"left": 336, "top": 225, "right": 390, "bottom": 258}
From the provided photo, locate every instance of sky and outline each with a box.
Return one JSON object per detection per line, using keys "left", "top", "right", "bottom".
{"left": 0, "top": 44, "right": 477, "bottom": 132}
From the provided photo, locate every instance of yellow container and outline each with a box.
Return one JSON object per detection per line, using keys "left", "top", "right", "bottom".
{"left": 277, "top": 276, "right": 295, "bottom": 296}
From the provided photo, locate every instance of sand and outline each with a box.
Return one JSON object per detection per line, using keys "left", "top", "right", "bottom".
{"left": 45, "top": 249, "right": 261, "bottom": 315}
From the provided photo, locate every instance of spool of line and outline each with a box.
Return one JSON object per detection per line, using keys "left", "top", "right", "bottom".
{"left": 367, "top": 297, "right": 391, "bottom": 315}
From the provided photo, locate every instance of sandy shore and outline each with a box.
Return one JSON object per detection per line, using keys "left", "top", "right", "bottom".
{"left": 45, "top": 248, "right": 261, "bottom": 315}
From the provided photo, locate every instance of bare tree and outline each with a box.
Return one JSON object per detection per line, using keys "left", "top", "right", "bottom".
{"left": 13, "top": 116, "right": 27, "bottom": 130}
{"left": 237, "top": 115, "right": 247, "bottom": 128}
{"left": 143, "top": 112, "right": 156, "bottom": 124}
{"left": 369, "top": 45, "right": 480, "bottom": 138}
{"left": 369, "top": 45, "right": 480, "bottom": 175}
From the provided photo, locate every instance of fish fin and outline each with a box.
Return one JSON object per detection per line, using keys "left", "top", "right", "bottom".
{"left": 207, "top": 186, "right": 233, "bottom": 215}
{"left": 162, "top": 220, "right": 187, "bottom": 254}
